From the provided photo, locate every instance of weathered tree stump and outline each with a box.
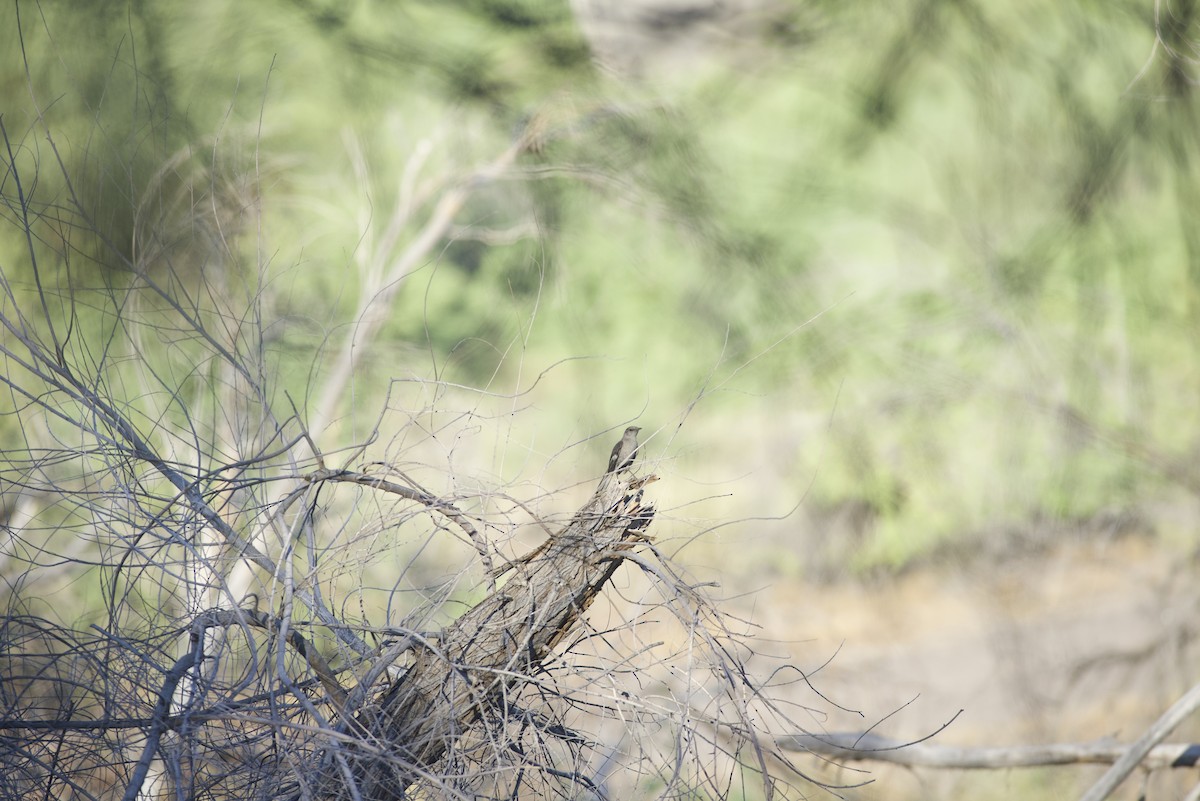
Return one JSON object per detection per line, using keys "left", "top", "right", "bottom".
{"left": 328, "top": 472, "right": 656, "bottom": 800}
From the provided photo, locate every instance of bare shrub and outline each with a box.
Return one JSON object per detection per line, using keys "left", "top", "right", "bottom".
{"left": 0, "top": 71, "right": 845, "bottom": 801}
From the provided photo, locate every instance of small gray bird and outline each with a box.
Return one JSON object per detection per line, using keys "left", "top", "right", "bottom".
{"left": 606, "top": 426, "right": 641, "bottom": 474}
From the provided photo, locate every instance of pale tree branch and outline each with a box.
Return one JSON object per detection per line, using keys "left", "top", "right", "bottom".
{"left": 308, "top": 139, "right": 524, "bottom": 442}
{"left": 1080, "top": 681, "right": 1200, "bottom": 801}
{"left": 779, "top": 732, "right": 1200, "bottom": 772}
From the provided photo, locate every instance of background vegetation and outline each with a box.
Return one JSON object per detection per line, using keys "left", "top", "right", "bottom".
{"left": 3, "top": 1, "right": 1200, "bottom": 799}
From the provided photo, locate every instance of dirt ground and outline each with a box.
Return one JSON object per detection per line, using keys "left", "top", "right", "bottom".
{"left": 752, "top": 536, "right": 1200, "bottom": 799}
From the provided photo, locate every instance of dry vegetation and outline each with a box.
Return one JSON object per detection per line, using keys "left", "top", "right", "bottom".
{"left": 4, "top": 1, "right": 1200, "bottom": 800}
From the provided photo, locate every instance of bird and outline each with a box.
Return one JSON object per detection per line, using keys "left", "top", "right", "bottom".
{"left": 606, "top": 426, "right": 641, "bottom": 474}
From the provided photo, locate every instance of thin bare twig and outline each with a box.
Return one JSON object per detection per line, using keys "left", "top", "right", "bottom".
{"left": 307, "top": 467, "right": 494, "bottom": 576}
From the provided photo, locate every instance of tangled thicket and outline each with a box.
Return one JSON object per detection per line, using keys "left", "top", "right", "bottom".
{"left": 0, "top": 98, "right": 847, "bottom": 801}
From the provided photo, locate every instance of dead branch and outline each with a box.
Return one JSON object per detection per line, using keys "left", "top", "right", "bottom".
{"left": 121, "top": 654, "right": 197, "bottom": 801}
{"left": 325, "top": 473, "right": 656, "bottom": 800}
{"left": 309, "top": 468, "right": 494, "bottom": 577}
{"left": 1080, "top": 681, "right": 1200, "bottom": 801}
{"left": 780, "top": 732, "right": 1200, "bottom": 772}
{"left": 121, "top": 605, "right": 348, "bottom": 801}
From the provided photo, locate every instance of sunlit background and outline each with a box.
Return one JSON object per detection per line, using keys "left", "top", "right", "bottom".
{"left": 3, "top": 1, "right": 1200, "bottom": 798}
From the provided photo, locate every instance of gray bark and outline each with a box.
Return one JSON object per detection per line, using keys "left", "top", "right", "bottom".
{"left": 326, "top": 473, "right": 655, "bottom": 800}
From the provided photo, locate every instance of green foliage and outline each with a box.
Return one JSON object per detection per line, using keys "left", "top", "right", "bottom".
{"left": 3, "top": 0, "right": 1199, "bottom": 586}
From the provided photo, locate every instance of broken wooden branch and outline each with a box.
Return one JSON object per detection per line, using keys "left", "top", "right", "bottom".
{"left": 325, "top": 472, "right": 656, "bottom": 800}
